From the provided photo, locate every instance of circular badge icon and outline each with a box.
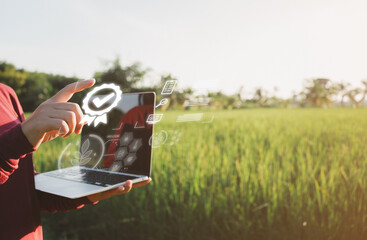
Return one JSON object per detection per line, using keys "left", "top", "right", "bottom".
{"left": 82, "top": 83, "right": 122, "bottom": 127}
{"left": 149, "top": 130, "right": 168, "bottom": 148}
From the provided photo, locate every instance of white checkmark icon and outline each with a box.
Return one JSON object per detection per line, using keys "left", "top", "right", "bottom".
{"left": 92, "top": 93, "right": 115, "bottom": 108}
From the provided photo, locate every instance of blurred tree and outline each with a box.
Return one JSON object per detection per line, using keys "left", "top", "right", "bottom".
{"left": 156, "top": 74, "right": 185, "bottom": 110}
{"left": 207, "top": 91, "right": 239, "bottom": 109}
{"left": 4, "top": 60, "right": 367, "bottom": 111}
{"left": 336, "top": 82, "right": 350, "bottom": 106}
{"left": 226, "top": 95, "right": 237, "bottom": 109}
{"left": 297, "top": 91, "right": 307, "bottom": 107}
{"left": 252, "top": 88, "right": 268, "bottom": 107}
{"left": 346, "top": 81, "right": 367, "bottom": 108}
{"left": 235, "top": 86, "right": 244, "bottom": 108}
{"left": 179, "top": 87, "right": 194, "bottom": 110}
{"left": 302, "top": 78, "right": 338, "bottom": 107}
{"left": 93, "top": 59, "right": 148, "bottom": 92}
{"left": 208, "top": 91, "right": 224, "bottom": 109}
{"left": 0, "top": 62, "right": 27, "bottom": 95}
{"left": 46, "top": 74, "right": 83, "bottom": 105}
{"left": 0, "top": 61, "right": 82, "bottom": 111}
{"left": 18, "top": 72, "right": 51, "bottom": 111}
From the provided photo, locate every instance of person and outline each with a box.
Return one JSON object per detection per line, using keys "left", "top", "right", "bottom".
{"left": 0, "top": 79, "right": 151, "bottom": 240}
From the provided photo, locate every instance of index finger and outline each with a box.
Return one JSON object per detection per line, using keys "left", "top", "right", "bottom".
{"left": 49, "top": 78, "right": 95, "bottom": 102}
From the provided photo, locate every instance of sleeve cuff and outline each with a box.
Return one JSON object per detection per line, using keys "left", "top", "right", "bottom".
{"left": 0, "top": 123, "right": 36, "bottom": 160}
{"left": 17, "top": 123, "right": 37, "bottom": 153}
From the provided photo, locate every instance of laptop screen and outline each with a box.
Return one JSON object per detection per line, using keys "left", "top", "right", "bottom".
{"left": 80, "top": 92, "right": 155, "bottom": 177}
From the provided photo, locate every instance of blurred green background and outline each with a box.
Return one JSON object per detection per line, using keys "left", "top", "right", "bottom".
{"left": 2, "top": 1, "right": 367, "bottom": 238}
{"left": 32, "top": 109, "right": 367, "bottom": 240}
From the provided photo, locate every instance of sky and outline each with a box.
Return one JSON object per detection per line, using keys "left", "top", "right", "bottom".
{"left": 1, "top": 0, "right": 367, "bottom": 98}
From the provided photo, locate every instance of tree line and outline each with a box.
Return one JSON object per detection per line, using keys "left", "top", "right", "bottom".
{"left": 1, "top": 60, "right": 366, "bottom": 112}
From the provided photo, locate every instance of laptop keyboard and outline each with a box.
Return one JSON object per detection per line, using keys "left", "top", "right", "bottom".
{"left": 45, "top": 168, "right": 139, "bottom": 187}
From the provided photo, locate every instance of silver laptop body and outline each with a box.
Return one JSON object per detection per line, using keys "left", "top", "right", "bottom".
{"left": 35, "top": 92, "right": 155, "bottom": 199}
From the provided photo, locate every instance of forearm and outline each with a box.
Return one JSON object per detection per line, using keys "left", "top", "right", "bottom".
{"left": 0, "top": 122, "right": 36, "bottom": 184}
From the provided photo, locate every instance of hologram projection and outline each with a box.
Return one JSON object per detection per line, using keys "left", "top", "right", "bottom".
{"left": 80, "top": 92, "right": 154, "bottom": 177}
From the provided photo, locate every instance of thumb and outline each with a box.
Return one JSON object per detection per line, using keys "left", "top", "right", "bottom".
{"left": 49, "top": 79, "right": 96, "bottom": 102}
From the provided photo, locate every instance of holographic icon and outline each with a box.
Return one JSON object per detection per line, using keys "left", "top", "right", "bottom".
{"left": 168, "top": 130, "right": 183, "bottom": 146}
{"left": 113, "top": 131, "right": 143, "bottom": 168}
{"left": 81, "top": 83, "right": 122, "bottom": 127}
{"left": 114, "top": 147, "right": 128, "bottom": 161}
{"left": 119, "top": 132, "right": 134, "bottom": 145}
{"left": 57, "top": 134, "right": 105, "bottom": 170}
{"left": 124, "top": 154, "right": 137, "bottom": 166}
{"left": 78, "top": 139, "right": 93, "bottom": 165}
{"left": 134, "top": 121, "right": 145, "bottom": 129}
{"left": 146, "top": 114, "right": 163, "bottom": 124}
{"left": 57, "top": 142, "right": 79, "bottom": 170}
{"left": 80, "top": 134, "right": 105, "bottom": 168}
{"left": 129, "top": 139, "right": 142, "bottom": 152}
{"left": 110, "top": 161, "right": 123, "bottom": 172}
{"left": 161, "top": 80, "right": 177, "bottom": 95}
{"left": 201, "top": 114, "right": 215, "bottom": 124}
{"left": 112, "top": 122, "right": 123, "bottom": 130}
{"left": 184, "top": 96, "right": 211, "bottom": 107}
{"left": 149, "top": 130, "right": 168, "bottom": 148}
{"left": 103, "top": 139, "right": 119, "bottom": 157}
{"left": 176, "top": 113, "right": 203, "bottom": 122}
{"left": 155, "top": 98, "right": 169, "bottom": 108}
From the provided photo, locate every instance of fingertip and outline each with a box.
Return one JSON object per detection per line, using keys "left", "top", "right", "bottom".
{"left": 79, "top": 115, "right": 89, "bottom": 126}
{"left": 76, "top": 126, "right": 82, "bottom": 135}
{"left": 85, "top": 78, "right": 95, "bottom": 87}
{"left": 75, "top": 78, "right": 95, "bottom": 91}
{"left": 125, "top": 180, "right": 133, "bottom": 188}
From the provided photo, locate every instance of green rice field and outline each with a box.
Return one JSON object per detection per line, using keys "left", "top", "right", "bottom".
{"left": 32, "top": 108, "right": 367, "bottom": 240}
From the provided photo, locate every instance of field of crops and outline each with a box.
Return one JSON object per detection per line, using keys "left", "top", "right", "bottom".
{"left": 33, "top": 108, "right": 367, "bottom": 240}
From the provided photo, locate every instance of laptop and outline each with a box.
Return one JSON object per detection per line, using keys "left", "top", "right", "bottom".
{"left": 35, "top": 91, "right": 155, "bottom": 199}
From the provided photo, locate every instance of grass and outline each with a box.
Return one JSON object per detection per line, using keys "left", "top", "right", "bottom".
{"left": 32, "top": 108, "right": 367, "bottom": 240}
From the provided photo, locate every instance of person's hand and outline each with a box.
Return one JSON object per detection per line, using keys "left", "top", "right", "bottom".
{"left": 87, "top": 178, "right": 151, "bottom": 203}
{"left": 21, "top": 79, "right": 95, "bottom": 148}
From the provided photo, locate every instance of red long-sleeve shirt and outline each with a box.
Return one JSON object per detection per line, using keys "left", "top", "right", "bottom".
{"left": 0, "top": 83, "right": 92, "bottom": 240}
{"left": 103, "top": 105, "right": 153, "bottom": 167}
